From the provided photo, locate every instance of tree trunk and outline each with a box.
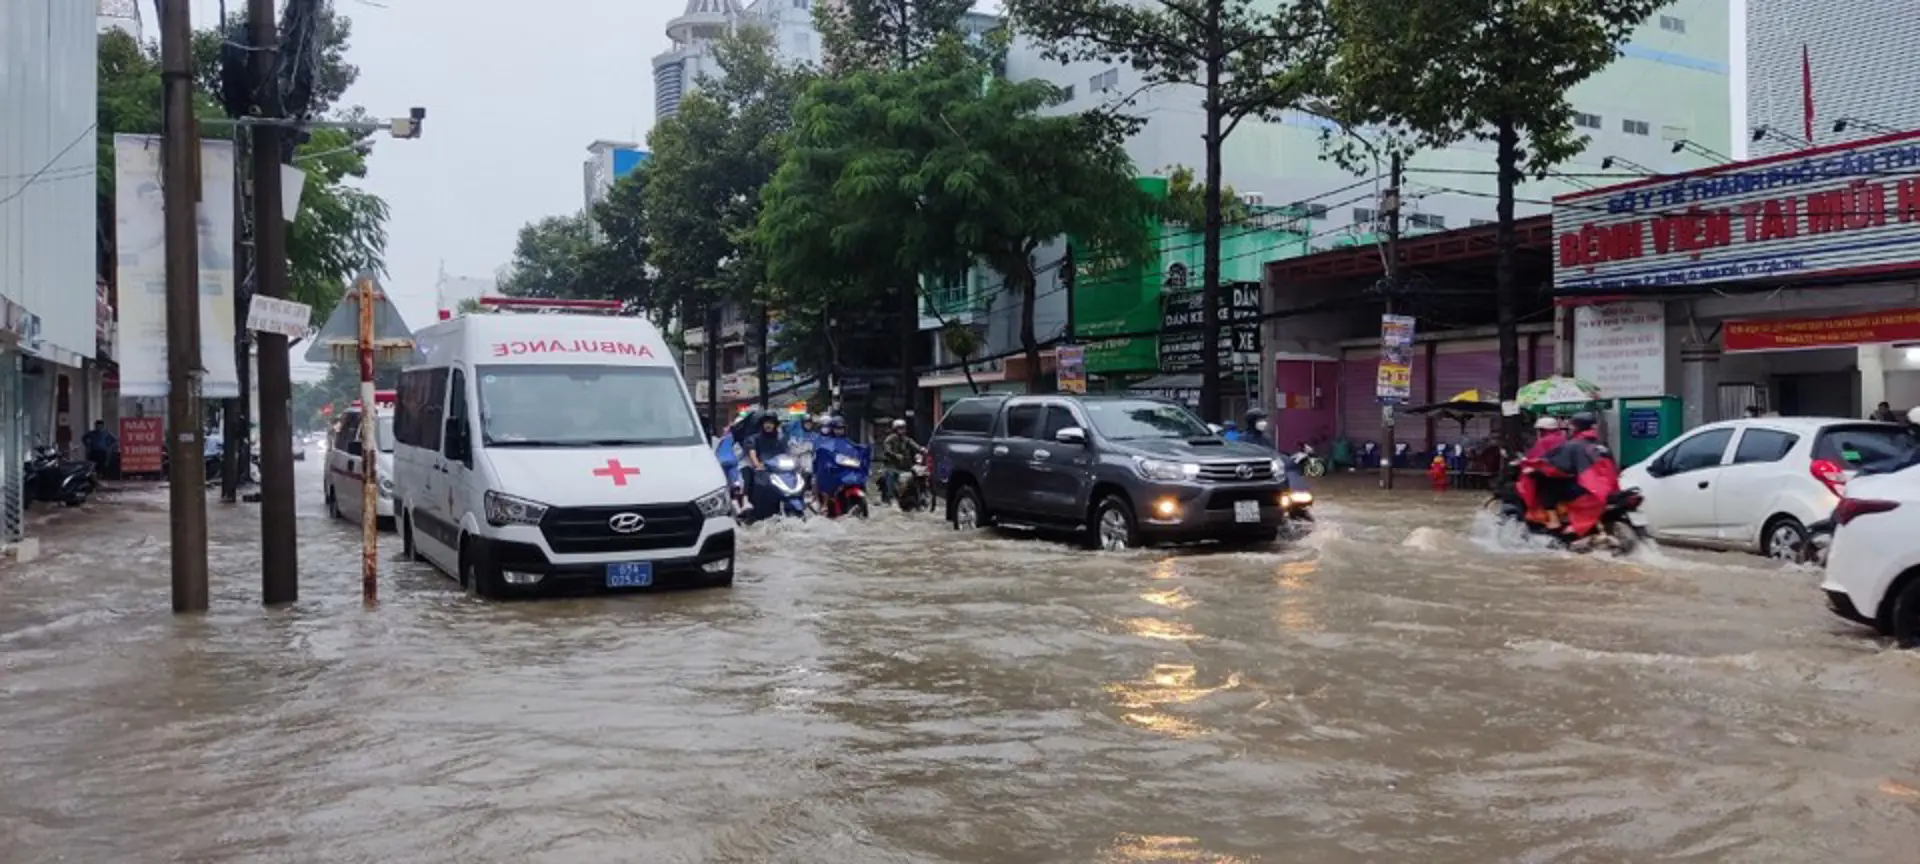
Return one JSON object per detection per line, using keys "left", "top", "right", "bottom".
{"left": 1198, "top": 2, "right": 1225, "bottom": 423}
{"left": 755, "top": 300, "right": 771, "bottom": 411}
{"left": 897, "top": 277, "right": 920, "bottom": 438}
{"left": 1016, "top": 259, "right": 1042, "bottom": 393}
{"left": 1495, "top": 116, "right": 1522, "bottom": 446}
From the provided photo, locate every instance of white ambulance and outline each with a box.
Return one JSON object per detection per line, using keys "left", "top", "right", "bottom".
{"left": 392, "top": 299, "right": 735, "bottom": 597}
{"left": 324, "top": 390, "right": 397, "bottom": 526}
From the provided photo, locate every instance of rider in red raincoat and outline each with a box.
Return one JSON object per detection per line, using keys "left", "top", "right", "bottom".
{"left": 1516, "top": 416, "right": 1568, "bottom": 528}
{"left": 1541, "top": 412, "right": 1620, "bottom": 539}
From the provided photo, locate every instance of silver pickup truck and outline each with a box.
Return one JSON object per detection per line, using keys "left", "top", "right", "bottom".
{"left": 929, "top": 394, "right": 1303, "bottom": 550}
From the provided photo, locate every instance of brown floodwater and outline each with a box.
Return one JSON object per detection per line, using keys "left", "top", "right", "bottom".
{"left": 2, "top": 464, "right": 1916, "bottom": 862}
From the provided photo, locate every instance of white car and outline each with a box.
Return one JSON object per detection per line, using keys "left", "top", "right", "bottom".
{"left": 325, "top": 404, "right": 396, "bottom": 526}
{"left": 1820, "top": 463, "right": 1920, "bottom": 645}
{"left": 1618, "top": 417, "right": 1912, "bottom": 560}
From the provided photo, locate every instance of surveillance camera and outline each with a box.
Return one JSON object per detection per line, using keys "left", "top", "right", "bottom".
{"left": 410, "top": 107, "right": 426, "bottom": 121}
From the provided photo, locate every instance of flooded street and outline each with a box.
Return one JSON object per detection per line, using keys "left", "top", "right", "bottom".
{"left": 3, "top": 464, "right": 1918, "bottom": 862}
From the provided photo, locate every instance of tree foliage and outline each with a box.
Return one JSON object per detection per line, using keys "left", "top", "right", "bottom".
{"left": 1321, "top": 0, "right": 1661, "bottom": 437}
{"left": 814, "top": 0, "right": 977, "bottom": 71}
{"left": 1003, "top": 0, "right": 1334, "bottom": 420}
{"left": 1157, "top": 164, "right": 1250, "bottom": 228}
{"left": 496, "top": 170, "right": 654, "bottom": 312}
{"left": 498, "top": 212, "right": 598, "bottom": 299}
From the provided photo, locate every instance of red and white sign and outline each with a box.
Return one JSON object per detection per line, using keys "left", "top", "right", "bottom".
{"left": 1573, "top": 301, "right": 1666, "bottom": 397}
{"left": 119, "top": 416, "right": 164, "bottom": 474}
{"left": 489, "top": 338, "right": 655, "bottom": 359}
{"left": 1554, "top": 130, "right": 1920, "bottom": 293}
{"left": 1723, "top": 308, "right": 1920, "bottom": 352}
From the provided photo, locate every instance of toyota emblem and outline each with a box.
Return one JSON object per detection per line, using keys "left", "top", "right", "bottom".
{"left": 607, "top": 512, "right": 646, "bottom": 534}
{"left": 1235, "top": 463, "right": 1253, "bottom": 480}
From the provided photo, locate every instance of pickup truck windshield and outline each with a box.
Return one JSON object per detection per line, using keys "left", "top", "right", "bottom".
{"left": 477, "top": 364, "right": 703, "bottom": 447}
{"left": 1083, "top": 400, "right": 1214, "bottom": 440}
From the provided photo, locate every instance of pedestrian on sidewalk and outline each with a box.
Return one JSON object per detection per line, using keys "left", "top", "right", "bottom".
{"left": 82, "top": 420, "right": 117, "bottom": 479}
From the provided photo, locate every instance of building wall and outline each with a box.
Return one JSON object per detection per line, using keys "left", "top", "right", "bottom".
{"left": 1746, "top": 0, "right": 1920, "bottom": 159}
{"left": 1002, "top": 0, "right": 1730, "bottom": 249}
{"left": 2, "top": 0, "right": 99, "bottom": 362}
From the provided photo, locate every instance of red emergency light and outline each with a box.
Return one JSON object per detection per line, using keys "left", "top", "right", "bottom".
{"left": 346, "top": 390, "right": 398, "bottom": 411}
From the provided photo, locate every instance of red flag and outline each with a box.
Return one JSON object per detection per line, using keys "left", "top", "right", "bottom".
{"left": 1802, "top": 44, "right": 1815, "bottom": 143}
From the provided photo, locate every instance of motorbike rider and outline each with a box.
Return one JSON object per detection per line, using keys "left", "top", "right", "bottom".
{"left": 1525, "top": 415, "right": 1565, "bottom": 460}
{"left": 742, "top": 411, "right": 787, "bottom": 514}
{"left": 813, "top": 415, "right": 856, "bottom": 506}
{"left": 1539, "top": 411, "right": 1619, "bottom": 542}
{"left": 878, "top": 418, "right": 924, "bottom": 504}
{"left": 1519, "top": 416, "right": 1569, "bottom": 529}
{"left": 1241, "top": 409, "right": 1272, "bottom": 450}
{"left": 787, "top": 413, "right": 820, "bottom": 487}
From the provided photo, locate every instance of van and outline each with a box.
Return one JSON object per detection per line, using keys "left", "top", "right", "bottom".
{"left": 393, "top": 310, "right": 736, "bottom": 596}
{"left": 324, "top": 392, "right": 396, "bottom": 527}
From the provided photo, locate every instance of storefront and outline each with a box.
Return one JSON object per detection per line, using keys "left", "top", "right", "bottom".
{"left": 1554, "top": 129, "right": 1920, "bottom": 428}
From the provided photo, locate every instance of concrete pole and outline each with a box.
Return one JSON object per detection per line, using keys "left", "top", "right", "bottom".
{"left": 160, "top": 0, "right": 209, "bottom": 612}
{"left": 251, "top": 0, "right": 298, "bottom": 604}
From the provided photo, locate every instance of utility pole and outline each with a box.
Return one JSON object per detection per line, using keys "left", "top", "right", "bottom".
{"left": 1379, "top": 153, "right": 1403, "bottom": 490}
{"left": 357, "top": 276, "right": 378, "bottom": 604}
{"left": 705, "top": 304, "right": 722, "bottom": 433}
{"left": 251, "top": 0, "right": 299, "bottom": 604}
{"left": 1062, "top": 244, "right": 1076, "bottom": 342}
{"left": 161, "top": 0, "right": 209, "bottom": 612}
{"left": 222, "top": 125, "right": 253, "bottom": 503}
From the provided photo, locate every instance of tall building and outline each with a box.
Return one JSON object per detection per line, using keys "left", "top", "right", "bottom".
{"left": 652, "top": 0, "right": 746, "bottom": 121}
{"left": 1002, "top": 0, "right": 1732, "bottom": 249}
{"left": 582, "top": 140, "right": 649, "bottom": 212}
{"left": 1744, "top": 0, "right": 1919, "bottom": 159}
{"left": 97, "top": 0, "right": 140, "bottom": 40}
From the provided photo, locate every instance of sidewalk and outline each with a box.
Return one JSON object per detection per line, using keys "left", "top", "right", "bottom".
{"left": 1, "top": 481, "right": 168, "bottom": 566}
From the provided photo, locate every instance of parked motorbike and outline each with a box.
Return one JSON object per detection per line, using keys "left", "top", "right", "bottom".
{"left": 813, "top": 444, "right": 871, "bottom": 519}
{"left": 23, "top": 445, "right": 96, "bottom": 508}
{"left": 743, "top": 453, "right": 809, "bottom": 525}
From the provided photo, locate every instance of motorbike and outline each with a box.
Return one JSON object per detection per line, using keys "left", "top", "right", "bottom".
{"left": 1292, "top": 443, "right": 1328, "bottom": 478}
{"left": 1489, "top": 456, "right": 1648, "bottom": 554}
{"left": 895, "top": 452, "right": 935, "bottom": 512}
{"left": 813, "top": 444, "right": 871, "bottom": 519}
{"left": 1279, "top": 456, "right": 1315, "bottom": 529}
{"left": 23, "top": 444, "right": 96, "bottom": 508}
{"left": 744, "top": 453, "right": 809, "bottom": 525}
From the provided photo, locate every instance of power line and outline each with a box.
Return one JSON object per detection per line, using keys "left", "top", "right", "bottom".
{"left": 0, "top": 123, "right": 98, "bottom": 206}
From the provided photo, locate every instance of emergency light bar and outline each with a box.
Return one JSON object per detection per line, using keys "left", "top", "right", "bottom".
{"left": 475, "top": 296, "right": 626, "bottom": 315}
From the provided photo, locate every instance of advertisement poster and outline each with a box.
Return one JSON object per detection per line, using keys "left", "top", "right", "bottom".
{"left": 1055, "top": 345, "right": 1086, "bottom": 394}
{"left": 112, "top": 135, "right": 240, "bottom": 398}
{"left": 118, "top": 416, "right": 164, "bottom": 474}
{"left": 1376, "top": 314, "right": 1416, "bottom": 403}
{"left": 1573, "top": 301, "right": 1666, "bottom": 396}
{"left": 1723, "top": 308, "right": 1920, "bottom": 352}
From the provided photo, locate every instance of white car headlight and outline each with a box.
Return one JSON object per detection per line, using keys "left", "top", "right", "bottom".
{"left": 694, "top": 486, "right": 731, "bottom": 518}
{"left": 835, "top": 454, "right": 861, "bottom": 468}
{"left": 378, "top": 476, "right": 393, "bottom": 497}
{"left": 1133, "top": 457, "right": 1200, "bottom": 482}
{"left": 483, "top": 490, "right": 548, "bottom": 526}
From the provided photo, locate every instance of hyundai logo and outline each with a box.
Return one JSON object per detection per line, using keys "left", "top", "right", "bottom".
{"left": 1235, "top": 463, "right": 1253, "bottom": 480}
{"left": 607, "top": 512, "right": 646, "bottom": 534}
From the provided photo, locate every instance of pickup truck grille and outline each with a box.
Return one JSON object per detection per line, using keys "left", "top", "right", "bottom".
{"left": 1196, "top": 460, "right": 1275, "bottom": 483}
{"left": 539, "top": 503, "right": 702, "bottom": 555}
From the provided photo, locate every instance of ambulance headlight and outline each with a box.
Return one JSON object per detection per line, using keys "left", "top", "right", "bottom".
{"left": 484, "top": 490, "right": 548, "bottom": 526}
{"left": 694, "top": 487, "right": 731, "bottom": 519}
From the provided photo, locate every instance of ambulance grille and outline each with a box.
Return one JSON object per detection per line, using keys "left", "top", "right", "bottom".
{"left": 540, "top": 502, "right": 703, "bottom": 554}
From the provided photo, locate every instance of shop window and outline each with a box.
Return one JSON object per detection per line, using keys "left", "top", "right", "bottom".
{"left": 1622, "top": 118, "right": 1651, "bottom": 136}
{"left": 1575, "top": 112, "right": 1602, "bottom": 130}
{"left": 1659, "top": 15, "right": 1685, "bottom": 33}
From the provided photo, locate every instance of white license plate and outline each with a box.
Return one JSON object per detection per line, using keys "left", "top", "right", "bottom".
{"left": 1234, "top": 500, "right": 1260, "bottom": 523}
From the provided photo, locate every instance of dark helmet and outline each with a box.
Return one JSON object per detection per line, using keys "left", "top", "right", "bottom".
{"left": 825, "top": 415, "right": 846, "bottom": 432}
{"left": 1568, "top": 411, "right": 1598, "bottom": 432}
{"left": 1244, "top": 408, "right": 1268, "bottom": 427}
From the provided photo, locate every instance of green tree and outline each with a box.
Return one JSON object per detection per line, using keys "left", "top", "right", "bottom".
{"left": 1157, "top": 164, "right": 1250, "bottom": 228}
{"left": 1004, "top": 0, "right": 1333, "bottom": 421}
{"left": 498, "top": 212, "right": 597, "bottom": 299}
{"left": 587, "top": 169, "right": 655, "bottom": 315}
{"left": 814, "top": 0, "right": 977, "bottom": 71}
{"left": 1321, "top": 0, "right": 1661, "bottom": 439}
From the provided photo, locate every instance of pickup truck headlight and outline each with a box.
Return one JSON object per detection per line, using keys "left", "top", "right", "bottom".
{"left": 1269, "top": 458, "right": 1283, "bottom": 477}
{"left": 694, "top": 486, "right": 732, "bottom": 518}
{"left": 484, "top": 490, "right": 548, "bottom": 526}
{"left": 1134, "top": 457, "right": 1200, "bottom": 482}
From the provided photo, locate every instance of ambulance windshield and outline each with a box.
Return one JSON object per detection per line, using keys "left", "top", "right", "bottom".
{"left": 476, "top": 364, "right": 704, "bottom": 447}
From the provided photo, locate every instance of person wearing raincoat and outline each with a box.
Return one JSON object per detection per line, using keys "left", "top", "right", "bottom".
{"left": 1540, "top": 412, "right": 1620, "bottom": 541}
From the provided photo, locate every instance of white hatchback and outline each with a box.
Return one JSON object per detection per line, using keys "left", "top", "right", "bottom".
{"left": 1820, "top": 464, "right": 1920, "bottom": 646}
{"left": 1618, "top": 417, "right": 1912, "bottom": 561}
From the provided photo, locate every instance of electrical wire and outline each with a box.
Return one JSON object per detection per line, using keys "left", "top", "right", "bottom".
{"left": 0, "top": 123, "right": 98, "bottom": 207}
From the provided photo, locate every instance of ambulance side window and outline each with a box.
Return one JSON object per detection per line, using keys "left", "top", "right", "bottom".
{"left": 444, "top": 369, "right": 470, "bottom": 465}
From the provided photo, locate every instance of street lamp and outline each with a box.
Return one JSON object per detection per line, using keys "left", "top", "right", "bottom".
{"left": 1670, "top": 139, "right": 1729, "bottom": 161}
{"left": 1751, "top": 125, "right": 1811, "bottom": 148}
{"left": 1833, "top": 117, "right": 1901, "bottom": 135}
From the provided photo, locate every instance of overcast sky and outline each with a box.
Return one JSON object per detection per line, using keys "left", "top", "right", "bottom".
{"left": 169, "top": 0, "right": 1003, "bottom": 337}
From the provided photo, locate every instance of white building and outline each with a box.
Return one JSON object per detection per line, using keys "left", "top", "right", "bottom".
{"left": 97, "top": 0, "right": 140, "bottom": 40}
{"left": 2, "top": 0, "right": 102, "bottom": 546}
{"left": 1743, "top": 0, "right": 1920, "bottom": 158}
{"left": 652, "top": 0, "right": 747, "bottom": 121}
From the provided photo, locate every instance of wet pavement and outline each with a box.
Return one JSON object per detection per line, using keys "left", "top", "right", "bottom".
{"left": 3, "top": 463, "right": 1918, "bottom": 862}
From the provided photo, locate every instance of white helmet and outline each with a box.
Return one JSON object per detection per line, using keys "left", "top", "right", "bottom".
{"left": 1534, "top": 416, "right": 1560, "bottom": 431}
{"left": 891, "top": 418, "right": 907, "bottom": 429}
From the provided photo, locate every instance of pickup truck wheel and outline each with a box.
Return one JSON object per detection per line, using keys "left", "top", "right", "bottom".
{"left": 1093, "top": 496, "right": 1138, "bottom": 552}
{"left": 950, "top": 483, "right": 986, "bottom": 531}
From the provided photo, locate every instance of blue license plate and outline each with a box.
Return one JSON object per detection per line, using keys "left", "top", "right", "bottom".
{"left": 606, "top": 561, "right": 654, "bottom": 588}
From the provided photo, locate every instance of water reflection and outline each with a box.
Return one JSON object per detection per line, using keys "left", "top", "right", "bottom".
{"left": 1104, "top": 663, "right": 1243, "bottom": 739}
{"left": 1273, "top": 559, "right": 1323, "bottom": 633}
{"left": 1103, "top": 832, "right": 1248, "bottom": 862}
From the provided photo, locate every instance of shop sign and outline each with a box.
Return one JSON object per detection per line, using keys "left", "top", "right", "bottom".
{"left": 119, "top": 417, "right": 164, "bottom": 474}
{"left": 1723, "top": 308, "right": 1920, "bottom": 352}
{"left": 1157, "top": 283, "right": 1260, "bottom": 373}
{"left": 1554, "top": 131, "right": 1920, "bottom": 292}
{"left": 1376, "top": 314, "right": 1415, "bottom": 403}
{"left": 1055, "top": 344, "right": 1087, "bottom": 394}
{"left": 1573, "top": 301, "right": 1666, "bottom": 396}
